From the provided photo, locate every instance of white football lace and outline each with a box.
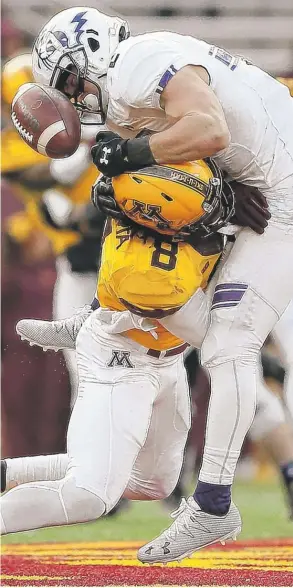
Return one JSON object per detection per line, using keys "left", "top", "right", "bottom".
{"left": 11, "top": 111, "right": 33, "bottom": 143}
{"left": 164, "top": 499, "right": 197, "bottom": 541}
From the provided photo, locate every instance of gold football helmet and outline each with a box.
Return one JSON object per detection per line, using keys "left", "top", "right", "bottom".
{"left": 112, "top": 159, "right": 234, "bottom": 239}
{"left": 2, "top": 54, "right": 33, "bottom": 105}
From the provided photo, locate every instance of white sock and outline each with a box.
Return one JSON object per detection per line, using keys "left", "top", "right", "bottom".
{"left": 6, "top": 454, "right": 69, "bottom": 489}
{"left": 199, "top": 359, "right": 257, "bottom": 485}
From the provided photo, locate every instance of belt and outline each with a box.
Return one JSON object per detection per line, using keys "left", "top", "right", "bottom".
{"left": 147, "top": 342, "right": 189, "bottom": 359}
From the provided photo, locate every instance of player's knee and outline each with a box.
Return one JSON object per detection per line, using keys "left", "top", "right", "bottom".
{"left": 127, "top": 474, "right": 179, "bottom": 501}
{"left": 155, "top": 478, "right": 179, "bottom": 500}
{"left": 61, "top": 476, "right": 106, "bottom": 523}
{"left": 201, "top": 321, "right": 260, "bottom": 369}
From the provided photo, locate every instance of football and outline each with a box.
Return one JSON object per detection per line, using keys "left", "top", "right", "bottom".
{"left": 11, "top": 83, "right": 81, "bottom": 159}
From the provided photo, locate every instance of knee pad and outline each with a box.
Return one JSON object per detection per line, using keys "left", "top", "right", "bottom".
{"left": 60, "top": 476, "right": 105, "bottom": 523}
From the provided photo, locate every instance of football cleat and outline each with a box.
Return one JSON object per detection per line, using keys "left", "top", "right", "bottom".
{"left": 16, "top": 305, "right": 92, "bottom": 351}
{"left": 138, "top": 497, "right": 242, "bottom": 564}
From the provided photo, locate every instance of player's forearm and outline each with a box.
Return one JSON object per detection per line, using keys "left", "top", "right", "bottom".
{"left": 149, "top": 113, "right": 230, "bottom": 163}
{"left": 159, "top": 288, "right": 209, "bottom": 349}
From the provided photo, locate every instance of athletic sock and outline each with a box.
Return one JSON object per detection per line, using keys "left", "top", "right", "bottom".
{"left": 194, "top": 480, "right": 231, "bottom": 516}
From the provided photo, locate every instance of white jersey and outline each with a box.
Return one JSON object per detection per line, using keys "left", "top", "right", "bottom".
{"left": 106, "top": 32, "right": 293, "bottom": 223}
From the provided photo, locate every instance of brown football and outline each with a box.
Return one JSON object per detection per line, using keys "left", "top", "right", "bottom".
{"left": 11, "top": 83, "right": 81, "bottom": 159}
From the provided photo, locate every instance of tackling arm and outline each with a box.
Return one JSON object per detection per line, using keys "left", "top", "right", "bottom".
{"left": 159, "top": 287, "right": 209, "bottom": 349}
{"left": 149, "top": 65, "right": 230, "bottom": 163}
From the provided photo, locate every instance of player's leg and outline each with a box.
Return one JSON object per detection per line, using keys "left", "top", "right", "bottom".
{"left": 126, "top": 354, "right": 191, "bottom": 501}
{"left": 1, "top": 454, "right": 68, "bottom": 493}
{"left": 271, "top": 299, "right": 293, "bottom": 420}
{"left": 0, "top": 320, "right": 159, "bottom": 534}
{"left": 53, "top": 256, "right": 96, "bottom": 405}
{"left": 196, "top": 224, "right": 293, "bottom": 512}
{"left": 138, "top": 223, "right": 293, "bottom": 563}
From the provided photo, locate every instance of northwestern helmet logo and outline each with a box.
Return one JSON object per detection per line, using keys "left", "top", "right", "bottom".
{"left": 36, "top": 11, "right": 88, "bottom": 70}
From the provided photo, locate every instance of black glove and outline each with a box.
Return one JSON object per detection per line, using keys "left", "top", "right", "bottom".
{"left": 229, "top": 181, "right": 271, "bottom": 234}
{"left": 91, "top": 175, "right": 127, "bottom": 221}
{"left": 91, "top": 131, "right": 156, "bottom": 177}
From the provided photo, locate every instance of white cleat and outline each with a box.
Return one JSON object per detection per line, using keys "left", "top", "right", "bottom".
{"left": 16, "top": 305, "right": 92, "bottom": 351}
{"left": 138, "top": 497, "right": 242, "bottom": 564}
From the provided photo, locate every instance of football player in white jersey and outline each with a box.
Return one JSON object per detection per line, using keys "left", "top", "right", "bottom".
{"left": 23, "top": 7, "right": 293, "bottom": 560}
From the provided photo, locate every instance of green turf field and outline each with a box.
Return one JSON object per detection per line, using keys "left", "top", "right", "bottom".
{"left": 2, "top": 479, "right": 292, "bottom": 545}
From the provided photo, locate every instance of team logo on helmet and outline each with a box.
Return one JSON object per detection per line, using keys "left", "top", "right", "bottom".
{"left": 127, "top": 201, "right": 172, "bottom": 231}
{"left": 35, "top": 11, "right": 88, "bottom": 71}
{"left": 112, "top": 160, "right": 234, "bottom": 239}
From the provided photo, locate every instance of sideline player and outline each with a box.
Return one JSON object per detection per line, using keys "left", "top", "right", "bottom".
{"left": 2, "top": 53, "right": 105, "bottom": 407}
{"left": 16, "top": 7, "right": 293, "bottom": 556}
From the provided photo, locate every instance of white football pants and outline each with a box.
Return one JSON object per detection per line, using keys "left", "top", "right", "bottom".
{"left": 1, "top": 317, "right": 190, "bottom": 534}
{"left": 200, "top": 222, "right": 293, "bottom": 484}
{"left": 53, "top": 255, "right": 97, "bottom": 406}
{"left": 272, "top": 299, "right": 293, "bottom": 420}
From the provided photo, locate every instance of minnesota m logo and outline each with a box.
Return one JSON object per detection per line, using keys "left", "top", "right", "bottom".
{"left": 128, "top": 200, "right": 172, "bottom": 231}
{"left": 107, "top": 350, "right": 134, "bottom": 368}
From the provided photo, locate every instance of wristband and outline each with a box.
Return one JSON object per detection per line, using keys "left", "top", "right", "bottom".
{"left": 125, "top": 136, "right": 157, "bottom": 168}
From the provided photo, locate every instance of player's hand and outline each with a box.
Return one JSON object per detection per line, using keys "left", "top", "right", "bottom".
{"left": 91, "top": 175, "right": 126, "bottom": 221}
{"left": 91, "top": 131, "right": 130, "bottom": 177}
{"left": 229, "top": 181, "right": 271, "bottom": 234}
{"left": 91, "top": 131, "right": 156, "bottom": 177}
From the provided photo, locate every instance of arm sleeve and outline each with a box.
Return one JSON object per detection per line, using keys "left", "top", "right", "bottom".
{"left": 109, "top": 37, "right": 191, "bottom": 110}
{"left": 159, "top": 287, "right": 209, "bottom": 348}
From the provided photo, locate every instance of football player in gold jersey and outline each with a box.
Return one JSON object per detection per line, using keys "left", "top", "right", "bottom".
{"left": 1, "top": 159, "right": 230, "bottom": 534}
{"left": 2, "top": 158, "right": 292, "bottom": 534}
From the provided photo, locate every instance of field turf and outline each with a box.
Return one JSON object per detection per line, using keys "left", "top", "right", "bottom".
{"left": 2, "top": 480, "right": 292, "bottom": 587}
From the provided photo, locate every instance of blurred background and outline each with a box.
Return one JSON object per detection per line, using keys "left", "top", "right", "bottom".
{"left": 1, "top": 0, "right": 293, "bottom": 540}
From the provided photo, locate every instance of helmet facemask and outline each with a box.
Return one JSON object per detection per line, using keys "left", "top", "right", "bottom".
{"left": 177, "top": 159, "right": 235, "bottom": 241}
{"left": 49, "top": 48, "right": 107, "bottom": 125}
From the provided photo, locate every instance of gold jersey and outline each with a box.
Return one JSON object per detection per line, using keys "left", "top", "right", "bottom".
{"left": 97, "top": 220, "right": 223, "bottom": 350}
{"left": 2, "top": 125, "right": 97, "bottom": 255}
{"left": 1, "top": 53, "right": 98, "bottom": 256}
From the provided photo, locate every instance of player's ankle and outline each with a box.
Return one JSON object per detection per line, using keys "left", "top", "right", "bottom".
{"left": 194, "top": 480, "right": 231, "bottom": 516}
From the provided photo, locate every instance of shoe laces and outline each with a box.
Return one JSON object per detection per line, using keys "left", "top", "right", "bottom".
{"left": 164, "top": 498, "right": 197, "bottom": 541}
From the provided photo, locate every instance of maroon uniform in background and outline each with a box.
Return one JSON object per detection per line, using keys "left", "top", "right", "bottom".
{"left": 1, "top": 180, "right": 71, "bottom": 457}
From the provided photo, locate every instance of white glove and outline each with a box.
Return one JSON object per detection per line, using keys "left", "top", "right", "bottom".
{"left": 92, "top": 307, "right": 159, "bottom": 339}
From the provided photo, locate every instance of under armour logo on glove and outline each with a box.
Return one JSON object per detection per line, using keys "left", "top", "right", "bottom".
{"left": 91, "top": 130, "right": 157, "bottom": 177}
{"left": 91, "top": 131, "right": 129, "bottom": 177}
{"left": 100, "top": 146, "right": 112, "bottom": 166}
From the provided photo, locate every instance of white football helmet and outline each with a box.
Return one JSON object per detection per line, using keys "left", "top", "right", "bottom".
{"left": 32, "top": 6, "right": 130, "bottom": 124}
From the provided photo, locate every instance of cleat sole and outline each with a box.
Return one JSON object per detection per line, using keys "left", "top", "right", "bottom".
{"left": 138, "top": 525, "right": 242, "bottom": 565}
